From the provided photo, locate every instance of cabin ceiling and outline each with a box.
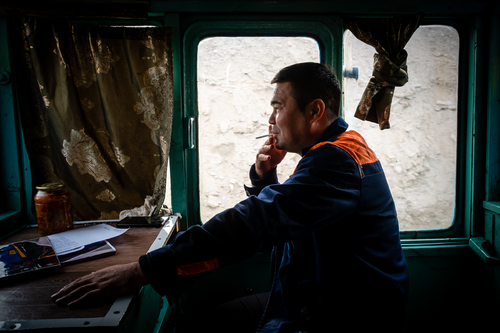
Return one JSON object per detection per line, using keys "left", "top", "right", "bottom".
{"left": 148, "top": 0, "right": 497, "bottom": 16}
{"left": 0, "top": 0, "right": 152, "bottom": 19}
{"left": 0, "top": 0, "right": 497, "bottom": 18}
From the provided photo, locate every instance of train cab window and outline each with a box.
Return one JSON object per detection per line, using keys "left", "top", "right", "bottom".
{"left": 197, "top": 36, "right": 320, "bottom": 222}
{"left": 343, "top": 25, "right": 459, "bottom": 232}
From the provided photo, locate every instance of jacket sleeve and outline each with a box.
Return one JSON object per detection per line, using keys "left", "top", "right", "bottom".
{"left": 243, "top": 164, "right": 279, "bottom": 196}
{"left": 139, "top": 145, "right": 361, "bottom": 302}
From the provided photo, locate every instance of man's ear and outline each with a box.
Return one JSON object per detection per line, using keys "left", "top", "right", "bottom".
{"left": 307, "top": 99, "right": 331, "bottom": 136}
{"left": 307, "top": 98, "right": 326, "bottom": 123}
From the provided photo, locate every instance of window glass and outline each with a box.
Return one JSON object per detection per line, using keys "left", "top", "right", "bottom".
{"left": 343, "top": 25, "right": 459, "bottom": 231}
{"left": 197, "top": 37, "right": 320, "bottom": 222}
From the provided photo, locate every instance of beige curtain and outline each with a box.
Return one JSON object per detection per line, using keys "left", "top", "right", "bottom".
{"left": 346, "top": 15, "right": 421, "bottom": 130}
{"left": 11, "top": 16, "right": 173, "bottom": 221}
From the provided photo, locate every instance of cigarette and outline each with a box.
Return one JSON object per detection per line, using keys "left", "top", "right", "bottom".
{"left": 255, "top": 134, "right": 273, "bottom": 139}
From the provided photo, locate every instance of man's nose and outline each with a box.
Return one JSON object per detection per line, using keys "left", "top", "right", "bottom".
{"left": 268, "top": 110, "right": 276, "bottom": 124}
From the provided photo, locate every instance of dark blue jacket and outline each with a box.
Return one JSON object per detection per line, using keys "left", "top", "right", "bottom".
{"left": 140, "top": 117, "right": 409, "bottom": 332}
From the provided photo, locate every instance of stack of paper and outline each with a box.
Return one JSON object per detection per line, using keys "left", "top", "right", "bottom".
{"left": 47, "top": 224, "right": 128, "bottom": 265}
{"left": 47, "top": 224, "right": 127, "bottom": 255}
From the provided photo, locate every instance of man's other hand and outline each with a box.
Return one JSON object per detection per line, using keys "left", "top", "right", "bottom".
{"left": 51, "top": 261, "right": 147, "bottom": 308}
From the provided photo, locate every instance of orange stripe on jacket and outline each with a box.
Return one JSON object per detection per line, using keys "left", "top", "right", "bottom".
{"left": 305, "top": 130, "right": 378, "bottom": 165}
{"left": 176, "top": 258, "right": 220, "bottom": 276}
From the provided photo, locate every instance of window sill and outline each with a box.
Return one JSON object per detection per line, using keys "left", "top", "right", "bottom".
{"left": 402, "top": 238, "right": 471, "bottom": 257}
{"left": 0, "top": 211, "right": 21, "bottom": 220}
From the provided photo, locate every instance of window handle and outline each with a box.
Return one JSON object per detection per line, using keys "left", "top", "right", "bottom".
{"left": 469, "top": 237, "right": 500, "bottom": 266}
{"left": 188, "top": 117, "right": 196, "bottom": 149}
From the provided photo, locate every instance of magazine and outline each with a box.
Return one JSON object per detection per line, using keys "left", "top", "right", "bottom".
{"left": 0, "top": 236, "right": 60, "bottom": 278}
{"left": 1, "top": 238, "right": 117, "bottom": 278}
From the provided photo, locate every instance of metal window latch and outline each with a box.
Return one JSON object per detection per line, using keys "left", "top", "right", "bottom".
{"left": 469, "top": 237, "right": 500, "bottom": 266}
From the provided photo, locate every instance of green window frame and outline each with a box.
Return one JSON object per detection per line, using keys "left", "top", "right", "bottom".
{"left": 176, "top": 15, "right": 479, "bottom": 244}
{"left": 179, "top": 16, "right": 342, "bottom": 229}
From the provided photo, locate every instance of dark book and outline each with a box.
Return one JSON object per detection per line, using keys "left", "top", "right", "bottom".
{"left": 58, "top": 240, "right": 116, "bottom": 265}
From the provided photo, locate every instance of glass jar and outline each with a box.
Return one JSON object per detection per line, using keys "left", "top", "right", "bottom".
{"left": 34, "top": 181, "right": 74, "bottom": 236}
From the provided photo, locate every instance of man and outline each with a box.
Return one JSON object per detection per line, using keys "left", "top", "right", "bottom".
{"left": 52, "top": 63, "right": 409, "bottom": 332}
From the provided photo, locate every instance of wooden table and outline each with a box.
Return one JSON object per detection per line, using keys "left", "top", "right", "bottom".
{"left": 0, "top": 215, "right": 178, "bottom": 332}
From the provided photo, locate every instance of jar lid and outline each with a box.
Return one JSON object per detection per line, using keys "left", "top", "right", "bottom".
{"left": 36, "top": 181, "right": 65, "bottom": 190}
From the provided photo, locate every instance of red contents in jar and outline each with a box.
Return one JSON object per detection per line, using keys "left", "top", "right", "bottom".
{"left": 34, "top": 182, "right": 74, "bottom": 236}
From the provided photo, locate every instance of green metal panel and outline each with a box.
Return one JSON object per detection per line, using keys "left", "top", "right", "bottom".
{"left": 486, "top": 10, "right": 500, "bottom": 202}
{"left": 481, "top": 200, "right": 500, "bottom": 307}
{"left": 119, "top": 285, "right": 165, "bottom": 333}
{"left": 464, "top": 16, "right": 488, "bottom": 239}
{"left": 0, "top": 16, "right": 31, "bottom": 237}
{"left": 484, "top": 7, "right": 500, "bottom": 308}
{"left": 0, "top": 17, "right": 20, "bottom": 212}
{"left": 161, "top": 13, "right": 191, "bottom": 231}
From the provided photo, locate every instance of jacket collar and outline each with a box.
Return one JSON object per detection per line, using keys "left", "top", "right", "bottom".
{"left": 301, "top": 117, "right": 349, "bottom": 156}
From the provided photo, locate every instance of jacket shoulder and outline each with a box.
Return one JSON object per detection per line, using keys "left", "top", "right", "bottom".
{"left": 310, "top": 130, "right": 378, "bottom": 166}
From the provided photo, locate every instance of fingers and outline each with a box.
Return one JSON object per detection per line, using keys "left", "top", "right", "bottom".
{"left": 51, "top": 263, "right": 147, "bottom": 308}
{"left": 255, "top": 136, "right": 286, "bottom": 178}
{"left": 51, "top": 273, "right": 100, "bottom": 307}
{"left": 256, "top": 139, "right": 276, "bottom": 161}
{"left": 53, "top": 282, "right": 101, "bottom": 308}
{"left": 68, "top": 289, "right": 105, "bottom": 308}
{"left": 51, "top": 275, "right": 87, "bottom": 301}
{"left": 257, "top": 153, "right": 271, "bottom": 162}
{"left": 256, "top": 136, "right": 286, "bottom": 165}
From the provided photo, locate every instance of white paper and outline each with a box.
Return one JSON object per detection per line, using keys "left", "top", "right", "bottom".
{"left": 47, "top": 224, "right": 128, "bottom": 255}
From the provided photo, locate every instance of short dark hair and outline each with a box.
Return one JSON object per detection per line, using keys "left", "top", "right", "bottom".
{"left": 271, "top": 62, "right": 341, "bottom": 119}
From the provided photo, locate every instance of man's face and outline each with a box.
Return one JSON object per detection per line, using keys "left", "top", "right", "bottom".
{"left": 269, "top": 82, "right": 310, "bottom": 155}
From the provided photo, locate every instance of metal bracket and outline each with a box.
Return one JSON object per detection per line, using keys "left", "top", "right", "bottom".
{"left": 0, "top": 70, "right": 10, "bottom": 85}
{"left": 469, "top": 237, "right": 500, "bottom": 266}
{"left": 343, "top": 67, "right": 359, "bottom": 80}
